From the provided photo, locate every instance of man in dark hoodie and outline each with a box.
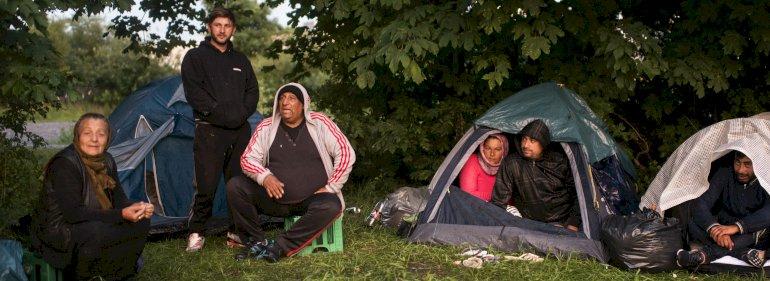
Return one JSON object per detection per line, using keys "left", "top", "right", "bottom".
{"left": 490, "top": 119, "right": 580, "bottom": 231}
{"left": 181, "top": 7, "right": 259, "bottom": 252}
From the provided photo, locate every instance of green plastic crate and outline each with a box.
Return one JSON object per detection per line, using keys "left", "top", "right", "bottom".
{"left": 23, "top": 250, "right": 63, "bottom": 281}
{"left": 284, "top": 216, "right": 343, "bottom": 256}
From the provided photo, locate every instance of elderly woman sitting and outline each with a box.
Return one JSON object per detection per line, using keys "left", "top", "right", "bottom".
{"left": 31, "top": 113, "right": 153, "bottom": 280}
{"left": 458, "top": 133, "right": 509, "bottom": 202}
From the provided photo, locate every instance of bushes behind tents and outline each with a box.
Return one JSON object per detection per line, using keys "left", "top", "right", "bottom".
{"left": 0, "top": 140, "right": 48, "bottom": 240}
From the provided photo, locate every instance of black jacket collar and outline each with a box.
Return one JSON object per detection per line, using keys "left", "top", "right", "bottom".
{"left": 201, "top": 36, "right": 233, "bottom": 53}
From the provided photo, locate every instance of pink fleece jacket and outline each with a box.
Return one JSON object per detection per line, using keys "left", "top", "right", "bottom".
{"left": 459, "top": 154, "right": 497, "bottom": 202}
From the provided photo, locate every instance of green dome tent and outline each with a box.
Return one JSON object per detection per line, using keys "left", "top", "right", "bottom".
{"left": 410, "top": 82, "right": 638, "bottom": 262}
{"left": 475, "top": 82, "right": 635, "bottom": 175}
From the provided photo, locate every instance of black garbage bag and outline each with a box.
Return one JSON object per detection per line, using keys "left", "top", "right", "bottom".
{"left": 600, "top": 208, "right": 683, "bottom": 272}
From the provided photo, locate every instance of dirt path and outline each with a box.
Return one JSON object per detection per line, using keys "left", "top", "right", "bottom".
{"left": 5, "top": 121, "right": 75, "bottom": 148}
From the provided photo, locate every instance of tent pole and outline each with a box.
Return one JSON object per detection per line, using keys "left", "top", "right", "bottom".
{"left": 586, "top": 167, "right": 599, "bottom": 211}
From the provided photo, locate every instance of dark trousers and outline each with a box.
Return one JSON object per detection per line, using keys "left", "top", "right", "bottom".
{"left": 226, "top": 175, "right": 342, "bottom": 257}
{"left": 189, "top": 123, "right": 251, "bottom": 233}
{"left": 688, "top": 221, "right": 770, "bottom": 261}
{"left": 67, "top": 219, "right": 150, "bottom": 280}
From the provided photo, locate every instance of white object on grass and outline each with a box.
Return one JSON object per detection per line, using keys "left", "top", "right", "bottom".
{"left": 504, "top": 253, "right": 544, "bottom": 262}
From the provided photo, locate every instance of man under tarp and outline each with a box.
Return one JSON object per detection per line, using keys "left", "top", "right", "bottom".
{"left": 490, "top": 119, "right": 580, "bottom": 231}
{"left": 677, "top": 151, "right": 770, "bottom": 268}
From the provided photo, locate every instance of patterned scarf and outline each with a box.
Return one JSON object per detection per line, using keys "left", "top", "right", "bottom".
{"left": 75, "top": 147, "right": 116, "bottom": 210}
{"left": 478, "top": 133, "right": 509, "bottom": 175}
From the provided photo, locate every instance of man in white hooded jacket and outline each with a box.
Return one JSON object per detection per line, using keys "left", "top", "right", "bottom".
{"left": 227, "top": 83, "right": 355, "bottom": 262}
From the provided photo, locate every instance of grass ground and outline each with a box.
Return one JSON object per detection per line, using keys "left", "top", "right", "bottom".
{"left": 38, "top": 102, "right": 114, "bottom": 122}
{"left": 135, "top": 192, "right": 756, "bottom": 281}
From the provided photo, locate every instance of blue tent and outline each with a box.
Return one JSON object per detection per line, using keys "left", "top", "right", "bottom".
{"left": 0, "top": 240, "right": 26, "bottom": 281}
{"left": 409, "top": 82, "right": 638, "bottom": 262}
{"left": 107, "top": 76, "right": 262, "bottom": 233}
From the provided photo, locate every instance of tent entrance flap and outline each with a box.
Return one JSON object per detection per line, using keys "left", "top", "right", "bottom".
{"left": 420, "top": 127, "right": 496, "bottom": 223}
{"left": 144, "top": 151, "right": 165, "bottom": 216}
{"left": 561, "top": 142, "right": 600, "bottom": 240}
{"left": 135, "top": 115, "right": 166, "bottom": 216}
{"left": 135, "top": 115, "right": 152, "bottom": 138}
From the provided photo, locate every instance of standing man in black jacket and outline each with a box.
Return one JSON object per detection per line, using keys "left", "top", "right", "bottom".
{"left": 490, "top": 119, "right": 581, "bottom": 232}
{"left": 181, "top": 7, "right": 259, "bottom": 252}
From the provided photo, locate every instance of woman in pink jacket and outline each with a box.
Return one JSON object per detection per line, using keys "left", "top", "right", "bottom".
{"left": 459, "top": 134, "right": 509, "bottom": 202}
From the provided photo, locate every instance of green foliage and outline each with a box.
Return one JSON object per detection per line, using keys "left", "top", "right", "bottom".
{"left": 0, "top": 140, "right": 47, "bottom": 237}
{"left": 254, "top": 52, "right": 330, "bottom": 116}
{"left": 5, "top": 0, "right": 770, "bottom": 200}
{"left": 1, "top": 2, "right": 67, "bottom": 147}
{"left": 108, "top": 0, "right": 203, "bottom": 56}
{"left": 2, "top": 0, "right": 150, "bottom": 145}
{"left": 2, "top": 0, "right": 281, "bottom": 144}
{"left": 47, "top": 18, "right": 175, "bottom": 106}
{"left": 267, "top": 0, "right": 770, "bottom": 192}
{"left": 48, "top": 17, "right": 174, "bottom": 106}
{"left": 106, "top": 0, "right": 283, "bottom": 57}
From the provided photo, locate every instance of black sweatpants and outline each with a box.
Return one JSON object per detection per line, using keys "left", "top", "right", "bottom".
{"left": 688, "top": 221, "right": 770, "bottom": 260}
{"left": 226, "top": 175, "right": 342, "bottom": 257}
{"left": 189, "top": 123, "right": 251, "bottom": 234}
{"left": 67, "top": 219, "right": 151, "bottom": 280}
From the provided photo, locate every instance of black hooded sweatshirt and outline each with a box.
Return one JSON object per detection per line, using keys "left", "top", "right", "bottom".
{"left": 491, "top": 138, "right": 581, "bottom": 227}
{"left": 181, "top": 37, "right": 259, "bottom": 129}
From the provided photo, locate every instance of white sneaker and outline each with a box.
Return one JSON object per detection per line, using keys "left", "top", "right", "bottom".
{"left": 186, "top": 233, "right": 205, "bottom": 252}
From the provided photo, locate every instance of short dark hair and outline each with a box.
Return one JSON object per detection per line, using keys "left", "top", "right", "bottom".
{"left": 207, "top": 7, "right": 236, "bottom": 27}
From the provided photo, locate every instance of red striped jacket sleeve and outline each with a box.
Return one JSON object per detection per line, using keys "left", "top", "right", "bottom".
{"left": 310, "top": 113, "right": 355, "bottom": 193}
{"left": 241, "top": 118, "right": 273, "bottom": 184}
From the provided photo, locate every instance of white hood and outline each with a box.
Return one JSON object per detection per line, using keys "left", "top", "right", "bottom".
{"left": 272, "top": 83, "right": 312, "bottom": 124}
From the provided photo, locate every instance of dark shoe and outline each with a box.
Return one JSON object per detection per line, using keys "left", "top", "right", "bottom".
{"left": 742, "top": 249, "right": 766, "bottom": 268}
{"left": 235, "top": 239, "right": 271, "bottom": 261}
{"left": 234, "top": 239, "right": 282, "bottom": 262}
{"left": 263, "top": 244, "right": 284, "bottom": 263}
{"left": 676, "top": 249, "right": 706, "bottom": 268}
